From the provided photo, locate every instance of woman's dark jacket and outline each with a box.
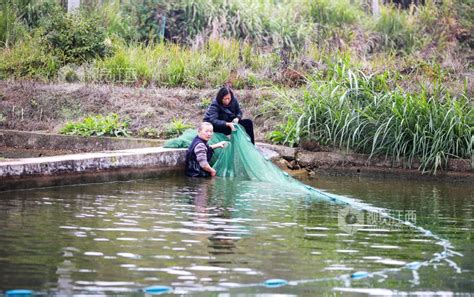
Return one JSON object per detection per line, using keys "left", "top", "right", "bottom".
{"left": 185, "top": 136, "right": 214, "bottom": 177}
{"left": 203, "top": 98, "right": 242, "bottom": 130}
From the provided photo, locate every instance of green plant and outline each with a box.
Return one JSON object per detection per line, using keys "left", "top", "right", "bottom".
{"left": 267, "top": 119, "right": 300, "bottom": 147}
{"left": 60, "top": 113, "right": 130, "bottom": 137}
{"left": 0, "top": 0, "right": 60, "bottom": 48}
{"left": 42, "top": 10, "right": 110, "bottom": 64}
{"left": 198, "top": 97, "right": 212, "bottom": 109}
{"left": 163, "top": 118, "right": 193, "bottom": 138}
{"left": 127, "top": 0, "right": 168, "bottom": 44}
{"left": 94, "top": 0, "right": 137, "bottom": 41}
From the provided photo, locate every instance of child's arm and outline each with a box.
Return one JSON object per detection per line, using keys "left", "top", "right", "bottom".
{"left": 195, "top": 143, "right": 217, "bottom": 177}
{"left": 201, "top": 163, "right": 216, "bottom": 177}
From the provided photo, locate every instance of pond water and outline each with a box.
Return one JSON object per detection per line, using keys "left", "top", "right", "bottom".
{"left": 0, "top": 173, "right": 472, "bottom": 295}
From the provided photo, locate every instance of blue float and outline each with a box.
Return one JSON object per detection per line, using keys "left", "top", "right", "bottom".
{"left": 143, "top": 285, "right": 173, "bottom": 295}
{"left": 351, "top": 271, "right": 369, "bottom": 279}
{"left": 264, "top": 279, "right": 289, "bottom": 288}
{"left": 5, "top": 290, "right": 33, "bottom": 296}
{"left": 406, "top": 261, "right": 422, "bottom": 270}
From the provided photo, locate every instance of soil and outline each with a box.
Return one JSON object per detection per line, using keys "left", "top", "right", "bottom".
{"left": 0, "top": 80, "right": 278, "bottom": 141}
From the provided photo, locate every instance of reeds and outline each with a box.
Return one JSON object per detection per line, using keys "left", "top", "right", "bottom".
{"left": 268, "top": 64, "right": 473, "bottom": 173}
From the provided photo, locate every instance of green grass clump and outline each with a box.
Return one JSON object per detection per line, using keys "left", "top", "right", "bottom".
{"left": 309, "top": 0, "right": 361, "bottom": 26}
{"left": 0, "top": 3, "right": 27, "bottom": 48}
{"left": 60, "top": 113, "right": 130, "bottom": 137}
{"left": 372, "top": 6, "right": 417, "bottom": 53}
{"left": 163, "top": 118, "right": 194, "bottom": 138}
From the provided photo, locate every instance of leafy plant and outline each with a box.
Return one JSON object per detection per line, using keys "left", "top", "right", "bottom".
{"left": 267, "top": 118, "right": 300, "bottom": 147}
{"left": 60, "top": 113, "right": 130, "bottom": 137}
{"left": 163, "top": 118, "right": 193, "bottom": 138}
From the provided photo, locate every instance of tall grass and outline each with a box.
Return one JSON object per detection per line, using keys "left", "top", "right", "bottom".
{"left": 93, "top": 38, "right": 273, "bottom": 88}
{"left": 0, "top": 3, "right": 27, "bottom": 47}
{"left": 0, "top": 0, "right": 60, "bottom": 48}
{"left": 1, "top": 0, "right": 471, "bottom": 97}
{"left": 309, "top": 0, "right": 361, "bottom": 26}
{"left": 0, "top": 34, "right": 59, "bottom": 79}
{"left": 268, "top": 64, "right": 473, "bottom": 173}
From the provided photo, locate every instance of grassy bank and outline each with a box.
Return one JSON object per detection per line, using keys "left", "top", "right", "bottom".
{"left": 0, "top": 0, "right": 472, "bottom": 174}
{"left": 265, "top": 64, "right": 472, "bottom": 173}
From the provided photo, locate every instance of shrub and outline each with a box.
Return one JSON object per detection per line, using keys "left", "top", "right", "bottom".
{"left": 42, "top": 10, "right": 110, "bottom": 64}
{"left": 60, "top": 113, "right": 130, "bottom": 137}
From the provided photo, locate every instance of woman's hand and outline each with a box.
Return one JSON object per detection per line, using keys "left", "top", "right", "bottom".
{"left": 226, "top": 122, "right": 236, "bottom": 131}
{"left": 210, "top": 168, "right": 217, "bottom": 177}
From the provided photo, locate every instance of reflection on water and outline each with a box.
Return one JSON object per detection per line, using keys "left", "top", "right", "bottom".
{"left": 0, "top": 174, "right": 472, "bottom": 295}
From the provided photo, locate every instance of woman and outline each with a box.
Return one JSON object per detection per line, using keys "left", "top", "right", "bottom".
{"left": 203, "top": 86, "right": 255, "bottom": 144}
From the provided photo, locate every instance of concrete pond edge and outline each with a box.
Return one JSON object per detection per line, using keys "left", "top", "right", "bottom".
{"left": 1, "top": 130, "right": 473, "bottom": 191}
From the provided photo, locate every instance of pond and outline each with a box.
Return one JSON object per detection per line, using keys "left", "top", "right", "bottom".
{"left": 0, "top": 173, "right": 472, "bottom": 295}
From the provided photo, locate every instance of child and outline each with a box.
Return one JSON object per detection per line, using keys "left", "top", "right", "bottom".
{"left": 185, "top": 122, "right": 226, "bottom": 177}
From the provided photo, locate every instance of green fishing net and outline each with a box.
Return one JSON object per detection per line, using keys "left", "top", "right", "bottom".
{"left": 164, "top": 125, "right": 298, "bottom": 184}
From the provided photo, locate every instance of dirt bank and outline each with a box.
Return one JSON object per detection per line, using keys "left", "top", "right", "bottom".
{"left": 0, "top": 80, "right": 277, "bottom": 141}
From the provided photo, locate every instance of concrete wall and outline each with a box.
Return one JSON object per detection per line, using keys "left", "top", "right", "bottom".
{"left": 0, "top": 147, "right": 186, "bottom": 191}
{"left": 0, "top": 129, "right": 163, "bottom": 153}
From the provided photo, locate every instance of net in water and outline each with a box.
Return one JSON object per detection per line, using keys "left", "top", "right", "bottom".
{"left": 164, "top": 124, "right": 459, "bottom": 285}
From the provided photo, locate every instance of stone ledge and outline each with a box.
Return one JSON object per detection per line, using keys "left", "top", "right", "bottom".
{"left": 296, "top": 151, "right": 472, "bottom": 172}
{"left": 0, "top": 129, "right": 163, "bottom": 153}
{"left": 0, "top": 147, "right": 186, "bottom": 179}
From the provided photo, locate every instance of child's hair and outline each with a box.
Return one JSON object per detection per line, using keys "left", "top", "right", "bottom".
{"left": 197, "top": 122, "right": 213, "bottom": 132}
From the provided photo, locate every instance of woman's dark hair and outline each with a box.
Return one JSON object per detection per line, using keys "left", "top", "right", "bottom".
{"left": 215, "top": 86, "right": 235, "bottom": 105}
